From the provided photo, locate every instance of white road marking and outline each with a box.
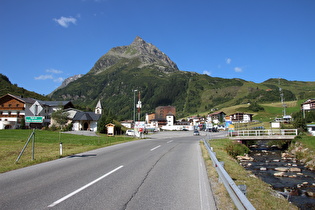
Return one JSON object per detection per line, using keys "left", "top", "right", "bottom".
{"left": 167, "top": 140, "right": 173, "bottom": 143}
{"left": 150, "top": 145, "right": 161, "bottom": 151}
{"left": 48, "top": 165, "right": 124, "bottom": 208}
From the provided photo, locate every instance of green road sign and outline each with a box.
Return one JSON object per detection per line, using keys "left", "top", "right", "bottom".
{"left": 25, "top": 116, "right": 44, "bottom": 123}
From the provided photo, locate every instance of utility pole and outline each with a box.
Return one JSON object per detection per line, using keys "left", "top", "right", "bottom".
{"left": 136, "top": 91, "right": 142, "bottom": 121}
{"left": 133, "top": 90, "right": 138, "bottom": 128}
{"left": 279, "top": 78, "right": 286, "bottom": 117}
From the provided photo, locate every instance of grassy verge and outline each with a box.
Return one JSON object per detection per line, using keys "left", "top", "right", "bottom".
{"left": 201, "top": 139, "right": 298, "bottom": 210}
{"left": 0, "top": 129, "right": 136, "bottom": 173}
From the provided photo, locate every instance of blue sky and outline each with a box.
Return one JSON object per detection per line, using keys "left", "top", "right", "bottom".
{"left": 1, "top": 0, "right": 314, "bottom": 95}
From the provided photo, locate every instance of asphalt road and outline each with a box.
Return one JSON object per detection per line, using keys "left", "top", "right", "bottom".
{"left": 0, "top": 131, "right": 220, "bottom": 210}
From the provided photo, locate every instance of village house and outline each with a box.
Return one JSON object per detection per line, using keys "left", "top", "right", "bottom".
{"left": 0, "top": 93, "right": 103, "bottom": 132}
{"left": 301, "top": 99, "right": 315, "bottom": 111}
{"left": 207, "top": 111, "right": 226, "bottom": 124}
{"left": 61, "top": 100, "right": 102, "bottom": 132}
{"left": 0, "top": 93, "right": 73, "bottom": 129}
{"left": 230, "top": 112, "right": 253, "bottom": 123}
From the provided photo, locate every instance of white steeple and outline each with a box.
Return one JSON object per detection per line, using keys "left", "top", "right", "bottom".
{"left": 95, "top": 100, "right": 102, "bottom": 114}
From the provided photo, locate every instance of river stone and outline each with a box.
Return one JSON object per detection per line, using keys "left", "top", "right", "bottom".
{"left": 274, "top": 172, "right": 285, "bottom": 177}
{"left": 306, "top": 191, "right": 315, "bottom": 197}
{"left": 289, "top": 167, "right": 301, "bottom": 172}
{"left": 275, "top": 167, "right": 289, "bottom": 172}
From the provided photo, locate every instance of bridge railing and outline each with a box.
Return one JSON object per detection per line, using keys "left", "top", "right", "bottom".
{"left": 229, "top": 129, "right": 298, "bottom": 137}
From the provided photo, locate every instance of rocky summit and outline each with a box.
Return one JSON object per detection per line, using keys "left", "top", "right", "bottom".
{"left": 91, "top": 36, "right": 178, "bottom": 75}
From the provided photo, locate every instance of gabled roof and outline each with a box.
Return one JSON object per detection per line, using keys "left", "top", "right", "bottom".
{"left": 0, "top": 93, "right": 35, "bottom": 104}
{"left": 209, "top": 111, "right": 226, "bottom": 116}
{"left": 0, "top": 94, "right": 73, "bottom": 108}
{"left": 73, "top": 112, "right": 101, "bottom": 121}
{"left": 302, "top": 99, "right": 315, "bottom": 104}
{"left": 37, "top": 100, "right": 73, "bottom": 108}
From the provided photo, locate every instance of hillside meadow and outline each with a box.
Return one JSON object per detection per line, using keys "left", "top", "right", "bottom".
{"left": 0, "top": 129, "right": 136, "bottom": 173}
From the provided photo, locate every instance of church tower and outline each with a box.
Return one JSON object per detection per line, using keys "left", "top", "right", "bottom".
{"left": 95, "top": 100, "right": 102, "bottom": 115}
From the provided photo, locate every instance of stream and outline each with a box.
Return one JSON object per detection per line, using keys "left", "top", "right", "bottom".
{"left": 240, "top": 140, "right": 315, "bottom": 210}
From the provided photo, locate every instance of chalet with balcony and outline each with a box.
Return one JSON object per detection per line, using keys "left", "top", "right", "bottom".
{"left": 230, "top": 112, "right": 253, "bottom": 123}
{"left": 302, "top": 99, "right": 315, "bottom": 111}
{"left": 207, "top": 111, "right": 226, "bottom": 124}
{"left": 0, "top": 94, "right": 73, "bottom": 129}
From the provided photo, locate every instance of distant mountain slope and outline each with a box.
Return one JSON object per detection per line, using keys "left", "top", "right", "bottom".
{"left": 0, "top": 74, "right": 49, "bottom": 100}
{"left": 48, "top": 74, "right": 84, "bottom": 97}
{"left": 49, "top": 37, "right": 315, "bottom": 119}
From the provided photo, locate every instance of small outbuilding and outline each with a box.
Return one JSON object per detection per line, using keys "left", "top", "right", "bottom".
{"left": 106, "top": 123, "right": 115, "bottom": 136}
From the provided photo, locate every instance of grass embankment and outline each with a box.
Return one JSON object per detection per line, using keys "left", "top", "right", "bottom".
{"left": 201, "top": 138, "right": 298, "bottom": 210}
{"left": 0, "top": 129, "right": 136, "bottom": 173}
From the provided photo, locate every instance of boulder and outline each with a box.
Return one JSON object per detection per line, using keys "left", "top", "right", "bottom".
{"left": 275, "top": 167, "right": 289, "bottom": 172}
{"left": 306, "top": 191, "right": 315, "bottom": 197}
{"left": 274, "top": 172, "right": 285, "bottom": 177}
{"left": 236, "top": 154, "right": 254, "bottom": 161}
{"left": 289, "top": 167, "right": 301, "bottom": 172}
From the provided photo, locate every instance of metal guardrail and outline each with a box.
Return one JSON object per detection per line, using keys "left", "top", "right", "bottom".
{"left": 229, "top": 129, "right": 298, "bottom": 137}
{"left": 203, "top": 139, "right": 256, "bottom": 210}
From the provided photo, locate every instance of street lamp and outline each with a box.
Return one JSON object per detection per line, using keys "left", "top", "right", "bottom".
{"left": 133, "top": 89, "right": 138, "bottom": 128}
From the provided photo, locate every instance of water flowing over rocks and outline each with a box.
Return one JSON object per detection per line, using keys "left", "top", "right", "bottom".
{"left": 239, "top": 140, "right": 315, "bottom": 209}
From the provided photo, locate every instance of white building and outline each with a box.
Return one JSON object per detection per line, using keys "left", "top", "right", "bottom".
{"left": 307, "top": 124, "right": 315, "bottom": 136}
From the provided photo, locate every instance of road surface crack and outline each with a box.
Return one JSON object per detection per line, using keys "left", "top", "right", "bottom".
{"left": 123, "top": 144, "right": 178, "bottom": 210}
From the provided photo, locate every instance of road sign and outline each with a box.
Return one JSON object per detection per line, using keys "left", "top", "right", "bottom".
{"left": 25, "top": 116, "right": 44, "bottom": 123}
{"left": 30, "top": 101, "right": 43, "bottom": 116}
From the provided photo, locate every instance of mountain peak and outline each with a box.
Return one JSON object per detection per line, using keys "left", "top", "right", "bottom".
{"left": 128, "top": 36, "right": 179, "bottom": 71}
{"left": 131, "top": 36, "right": 146, "bottom": 45}
{"left": 91, "top": 37, "right": 179, "bottom": 74}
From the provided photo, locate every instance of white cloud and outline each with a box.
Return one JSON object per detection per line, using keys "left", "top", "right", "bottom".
{"left": 53, "top": 16, "right": 77, "bottom": 28}
{"left": 35, "top": 68, "right": 65, "bottom": 83}
{"left": 34, "top": 75, "right": 53, "bottom": 80}
{"left": 226, "top": 58, "right": 232, "bottom": 64}
{"left": 54, "top": 77, "right": 64, "bottom": 83}
{"left": 46, "top": 69, "right": 63, "bottom": 74}
{"left": 203, "top": 70, "right": 212, "bottom": 76}
{"left": 234, "top": 67, "right": 243, "bottom": 72}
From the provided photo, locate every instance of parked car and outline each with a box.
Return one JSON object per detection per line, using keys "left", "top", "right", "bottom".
{"left": 193, "top": 130, "right": 200, "bottom": 136}
{"left": 126, "top": 130, "right": 135, "bottom": 136}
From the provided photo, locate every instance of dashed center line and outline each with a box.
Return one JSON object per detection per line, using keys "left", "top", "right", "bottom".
{"left": 150, "top": 145, "right": 161, "bottom": 151}
{"left": 167, "top": 140, "right": 173, "bottom": 143}
{"left": 48, "top": 165, "right": 123, "bottom": 208}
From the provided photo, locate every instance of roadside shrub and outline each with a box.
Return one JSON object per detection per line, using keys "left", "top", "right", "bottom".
{"left": 49, "top": 124, "right": 59, "bottom": 131}
{"left": 225, "top": 142, "right": 249, "bottom": 158}
{"left": 63, "top": 123, "right": 73, "bottom": 131}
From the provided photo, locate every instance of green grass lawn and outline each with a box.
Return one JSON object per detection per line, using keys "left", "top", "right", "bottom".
{"left": 296, "top": 135, "right": 315, "bottom": 151}
{"left": 0, "top": 129, "right": 136, "bottom": 173}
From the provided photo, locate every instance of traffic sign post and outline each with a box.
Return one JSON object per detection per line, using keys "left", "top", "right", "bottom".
{"left": 25, "top": 116, "right": 44, "bottom": 123}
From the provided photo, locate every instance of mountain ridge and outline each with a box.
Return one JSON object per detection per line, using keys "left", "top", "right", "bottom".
{"left": 3, "top": 36, "right": 313, "bottom": 120}
{"left": 49, "top": 37, "right": 315, "bottom": 119}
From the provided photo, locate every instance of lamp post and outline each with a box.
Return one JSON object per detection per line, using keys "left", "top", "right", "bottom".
{"left": 133, "top": 89, "right": 138, "bottom": 128}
